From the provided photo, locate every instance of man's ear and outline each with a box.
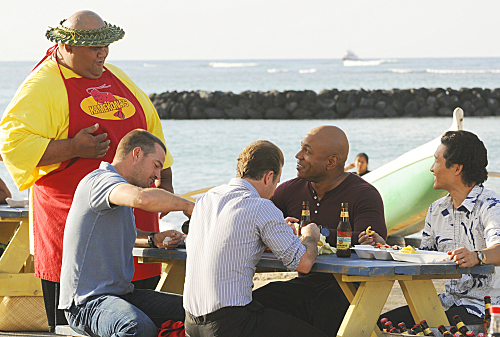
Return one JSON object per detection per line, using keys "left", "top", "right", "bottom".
{"left": 454, "top": 163, "right": 464, "bottom": 176}
{"left": 263, "top": 170, "right": 274, "bottom": 186}
{"left": 326, "top": 155, "right": 339, "bottom": 170}
{"left": 132, "top": 147, "right": 142, "bottom": 162}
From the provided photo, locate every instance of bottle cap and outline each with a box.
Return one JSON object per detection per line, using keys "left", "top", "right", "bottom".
{"left": 490, "top": 305, "right": 500, "bottom": 314}
{"left": 380, "top": 318, "right": 388, "bottom": 323}
{"left": 398, "top": 322, "right": 406, "bottom": 327}
{"left": 466, "top": 331, "right": 474, "bottom": 336}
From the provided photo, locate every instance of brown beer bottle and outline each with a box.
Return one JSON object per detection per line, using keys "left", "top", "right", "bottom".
{"left": 438, "top": 325, "right": 453, "bottom": 336}
{"left": 449, "top": 326, "right": 461, "bottom": 336}
{"left": 484, "top": 296, "right": 492, "bottom": 335}
{"left": 336, "top": 203, "right": 352, "bottom": 258}
{"left": 420, "top": 320, "right": 436, "bottom": 336}
{"left": 453, "top": 315, "right": 469, "bottom": 335}
{"left": 398, "top": 322, "right": 409, "bottom": 334}
{"left": 299, "top": 201, "right": 310, "bottom": 236}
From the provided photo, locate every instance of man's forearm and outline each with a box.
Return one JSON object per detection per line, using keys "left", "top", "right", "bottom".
{"left": 296, "top": 236, "right": 318, "bottom": 274}
{"left": 480, "top": 243, "right": 500, "bottom": 265}
{"left": 37, "top": 139, "right": 76, "bottom": 166}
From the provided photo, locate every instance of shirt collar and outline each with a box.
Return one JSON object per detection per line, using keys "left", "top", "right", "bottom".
{"left": 437, "top": 184, "right": 484, "bottom": 213}
{"left": 99, "top": 161, "right": 118, "bottom": 174}
{"left": 228, "top": 178, "right": 260, "bottom": 197}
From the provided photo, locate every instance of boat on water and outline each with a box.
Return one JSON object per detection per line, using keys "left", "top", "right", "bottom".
{"left": 362, "top": 108, "right": 464, "bottom": 238}
{"left": 342, "top": 50, "right": 359, "bottom": 61}
{"left": 180, "top": 108, "right": 499, "bottom": 239}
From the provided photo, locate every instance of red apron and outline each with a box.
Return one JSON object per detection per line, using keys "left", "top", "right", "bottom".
{"left": 32, "top": 46, "right": 161, "bottom": 282}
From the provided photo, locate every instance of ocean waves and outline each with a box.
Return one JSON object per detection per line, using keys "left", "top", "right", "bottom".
{"left": 343, "top": 59, "right": 397, "bottom": 67}
{"left": 388, "top": 68, "right": 500, "bottom": 74}
{"left": 208, "top": 62, "right": 258, "bottom": 68}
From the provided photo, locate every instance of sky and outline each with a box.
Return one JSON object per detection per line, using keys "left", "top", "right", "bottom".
{"left": 2, "top": 0, "right": 500, "bottom": 61}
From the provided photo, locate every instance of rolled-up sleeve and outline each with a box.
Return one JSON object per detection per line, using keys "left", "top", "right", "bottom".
{"left": 257, "top": 202, "right": 306, "bottom": 271}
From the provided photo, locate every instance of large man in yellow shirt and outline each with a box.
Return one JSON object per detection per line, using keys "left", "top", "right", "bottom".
{"left": 0, "top": 10, "right": 173, "bottom": 332}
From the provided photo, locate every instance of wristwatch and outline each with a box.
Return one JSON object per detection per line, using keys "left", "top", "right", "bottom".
{"left": 148, "top": 232, "right": 158, "bottom": 248}
{"left": 476, "top": 250, "right": 485, "bottom": 265}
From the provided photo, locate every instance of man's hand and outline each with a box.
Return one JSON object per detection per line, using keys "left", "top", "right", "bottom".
{"left": 155, "top": 230, "right": 183, "bottom": 249}
{"left": 448, "top": 247, "right": 479, "bottom": 268}
{"left": 285, "top": 217, "right": 299, "bottom": 235}
{"left": 358, "top": 230, "right": 386, "bottom": 246}
{"left": 71, "top": 123, "right": 110, "bottom": 159}
{"left": 301, "top": 223, "right": 320, "bottom": 243}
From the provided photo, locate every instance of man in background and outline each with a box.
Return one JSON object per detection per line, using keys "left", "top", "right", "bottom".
{"left": 60, "top": 129, "right": 193, "bottom": 337}
{"left": 0, "top": 10, "right": 170, "bottom": 331}
{"left": 183, "top": 140, "right": 327, "bottom": 337}
{"left": 253, "top": 125, "right": 386, "bottom": 336}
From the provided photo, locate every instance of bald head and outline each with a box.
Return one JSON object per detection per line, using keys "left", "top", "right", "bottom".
{"left": 306, "top": 125, "right": 349, "bottom": 164}
{"left": 64, "top": 10, "right": 106, "bottom": 31}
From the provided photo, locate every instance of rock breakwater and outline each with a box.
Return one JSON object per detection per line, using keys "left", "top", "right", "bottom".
{"left": 149, "top": 87, "right": 500, "bottom": 119}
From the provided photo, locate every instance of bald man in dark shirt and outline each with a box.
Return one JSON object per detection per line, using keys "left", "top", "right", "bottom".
{"left": 253, "top": 125, "right": 386, "bottom": 337}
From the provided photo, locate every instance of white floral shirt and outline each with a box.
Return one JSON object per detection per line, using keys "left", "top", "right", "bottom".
{"left": 420, "top": 184, "right": 500, "bottom": 318}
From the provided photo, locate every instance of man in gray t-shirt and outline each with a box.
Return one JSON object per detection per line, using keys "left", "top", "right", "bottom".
{"left": 59, "top": 130, "right": 194, "bottom": 337}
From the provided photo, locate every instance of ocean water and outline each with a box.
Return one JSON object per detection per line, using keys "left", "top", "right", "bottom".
{"left": 1, "top": 58, "right": 499, "bottom": 229}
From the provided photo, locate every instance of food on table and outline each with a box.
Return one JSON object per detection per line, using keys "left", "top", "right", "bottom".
{"left": 399, "top": 245, "right": 421, "bottom": 254}
{"left": 375, "top": 242, "right": 402, "bottom": 251}
{"left": 318, "top": 234, "right": 336, "bottom": 255}
{"left": 366, "top": 226, "right": 374, "bottom": 236}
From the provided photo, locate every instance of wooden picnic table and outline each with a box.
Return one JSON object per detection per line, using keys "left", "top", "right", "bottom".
{"left": 0, "top": 204, "right": 41, "bottom": 298}
{"left": 133, "top": 247, "right": 494, "bottom": 337}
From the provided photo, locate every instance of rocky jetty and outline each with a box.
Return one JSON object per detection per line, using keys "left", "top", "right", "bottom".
{"left": 149, "top": 88, "right": 500, "bottom": 119}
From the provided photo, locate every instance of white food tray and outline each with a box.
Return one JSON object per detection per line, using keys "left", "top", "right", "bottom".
{"left": 390, "top": 250, "right": 454, "bottom": 264}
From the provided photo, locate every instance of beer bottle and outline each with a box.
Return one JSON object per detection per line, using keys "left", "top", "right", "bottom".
{"left": 465, "top": 331, "right": 475, "bottom": 337}
{"left": 449, "top": 326, "right": 461, "bottom": 336}
{"left": 453, "top": 315, "right": 470, "bottom": 335}
{"left": 384, "top": 321, "right": 394, "bottom": 332}
{"left": 420, "top": 320, "right": 436, "bottom": 336}
{"left": 380, "top": 317, "right": 388, "bottom": 331}
{"left": 412, "top": 324, "right": 425, "bottom": 335}
{"left": 299, "top": 201, "right": 310, "bottom": 236}
{"left": 390, "top": 327, "right": 402, "bottom": 334}
{"left": 438, "top": 325, "right": 453, "bottom": 336}
{"left": 399, "top": 322, "right": 409, "bottom": 334}
{"left": 485, "top": 296, "right": 492, "bottom": 335}
{"left": 336, "top": 203, "right": 352, "bottom": 258}
{"left": 489, "top": 305, "right": 500, "bottom": 336}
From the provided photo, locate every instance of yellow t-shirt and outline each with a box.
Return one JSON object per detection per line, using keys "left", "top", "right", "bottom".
{"left": 0, "top": 58, "right": 173, "bottom": 191}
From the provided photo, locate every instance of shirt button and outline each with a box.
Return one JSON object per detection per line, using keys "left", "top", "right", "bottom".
{"left": 315, "top": 210, "right": 318, "bottom": 213}
{"left": 314, "top": 196, "right": 317, "bottom": 199}
{"left": 317, "top": 203, "right": 320, "bottom": 206}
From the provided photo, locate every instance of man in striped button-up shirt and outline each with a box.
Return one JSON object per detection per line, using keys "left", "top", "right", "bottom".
{"left": 183, "top": 140, "right": 327, "bottom": 337}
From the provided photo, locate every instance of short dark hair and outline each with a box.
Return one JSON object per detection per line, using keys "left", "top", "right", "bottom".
{"left": 441, "top": 130, "right": 488, "bottom": 186}
{"left": 115, "top": 129, "right": 167, "bottom": 160}
{"left": 236, "top": 140, "right": 284, "bottom": 182}
{"left": 356, "top": 153, "right": 369, "bottom": 162}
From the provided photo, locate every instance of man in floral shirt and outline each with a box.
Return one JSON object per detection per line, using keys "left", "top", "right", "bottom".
{"left": 379, "top": 130, "right": 500, "bottom": 327}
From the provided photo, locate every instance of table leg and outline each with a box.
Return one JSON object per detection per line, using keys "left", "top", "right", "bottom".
{"left": 156, "top": 260, "right": 186, "bottom": 295}
{"left": 0, "top": 220, "right": 29, "bottom": 273}
{"left": 336, "top": 280, "right": 393, "bottom": 337}
{"left": 399, "top": 279, "right": 448, "bottom": 328}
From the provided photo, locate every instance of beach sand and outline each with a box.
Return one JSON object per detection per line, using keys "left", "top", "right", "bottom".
{"left": 253, "top": 272, "right": 446, "bottom": 314}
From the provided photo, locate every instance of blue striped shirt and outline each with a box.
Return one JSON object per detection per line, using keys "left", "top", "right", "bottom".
{"left": 420, "top": 184, "right": 500, "bottom": 317}
{"left": 183, "top": 178, "right": 306, "bottom": 317}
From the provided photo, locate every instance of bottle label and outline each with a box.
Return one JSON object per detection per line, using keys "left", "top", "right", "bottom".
{"left": 341, "top": 211, "right": 348, "bottom": 217}
{"left": 456, "top": 322, "right": 464, "bottom": 329}
{"left": 337, "top": 231, "right": 351, "bottom": 250}
{"left": 486, "top": 303, "right": 491, "bottom": 310}
{"left": 424, "top": 328, "right": 432, "bottom": 335}
{"left": 302, "top": 210, "right": 310, "bottom": 216}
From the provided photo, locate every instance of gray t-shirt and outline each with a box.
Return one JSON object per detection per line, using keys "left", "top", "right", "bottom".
{"left": 59, "top": 162, "right": 136, "bottom": 309}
